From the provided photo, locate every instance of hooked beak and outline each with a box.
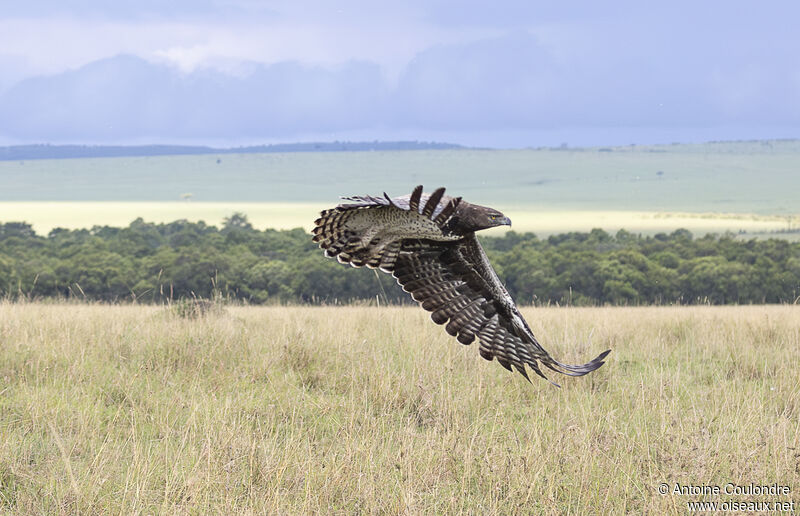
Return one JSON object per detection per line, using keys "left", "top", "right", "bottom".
{"left": 500, "top": 216, "right": 512, "bottom": 227}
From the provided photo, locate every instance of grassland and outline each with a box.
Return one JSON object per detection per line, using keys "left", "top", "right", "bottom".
{"left": 1, "top": 303, "right": 798, "bottom": 513}
{"left": 2, "top": 141, "right": 798, "bottom": 239}
{"left": 2, "top": 141, "right": 799, "bottom": 213}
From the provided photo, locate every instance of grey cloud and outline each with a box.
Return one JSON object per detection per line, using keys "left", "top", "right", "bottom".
{"left": 395, "top": 30, "right": 800, "bottom": 130}
{"left": 0, "top": 28, "right": 797, "bottom": 143}
{"left": 0, "top": 54, "right": 32, "bottom": 94}
{"left": 0, "top": 55, "right": 387, "bottom": 141}
{"left": 394, "top": 32, "right": 560, "bottom": 128}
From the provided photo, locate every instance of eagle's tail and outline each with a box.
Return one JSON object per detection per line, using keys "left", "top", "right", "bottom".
{"left": 543, "top": 349, "right": 611, "bottom": 377}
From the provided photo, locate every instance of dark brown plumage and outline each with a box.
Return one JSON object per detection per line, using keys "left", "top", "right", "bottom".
{"left": 312, "top": 185, "right": 610, "bottom": 385}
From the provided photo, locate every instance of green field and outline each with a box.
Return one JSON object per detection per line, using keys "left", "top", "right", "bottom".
{"left": 2, "top": 141, "right": 799, "bottom": 212}
{"left": 2, "top": 140, "right": 798, "bottom": 238}
{"left": 1, "top": 303, "right": 798, "bottom": 513}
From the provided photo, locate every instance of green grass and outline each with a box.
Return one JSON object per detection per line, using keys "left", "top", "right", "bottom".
{"left": 1, "top": 303, "right": 798, "bottom": 513}
{"left": 2, "top": 141, "right": 799, "bottom": 214}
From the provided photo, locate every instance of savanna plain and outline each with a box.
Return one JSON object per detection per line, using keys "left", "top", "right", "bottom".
{"left": 3, "top": 141, "right": 799, "bottom": 239}
{"left": 1, "top": 302, "right": 798, "bottom": 514}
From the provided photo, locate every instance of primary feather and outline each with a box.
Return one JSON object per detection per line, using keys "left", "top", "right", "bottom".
{"left": 313, "top": 185, "right": 610, "bottom": 386}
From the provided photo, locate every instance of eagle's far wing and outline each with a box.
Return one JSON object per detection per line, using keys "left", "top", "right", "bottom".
{"left": 312, "top": 186, "right": 460, "bottom": 270}
{"left": 393, "top": 234, "right": 610, "bottom": 385}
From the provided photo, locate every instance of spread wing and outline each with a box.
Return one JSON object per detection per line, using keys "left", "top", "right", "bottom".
{"left": 312, "top": 186, "right": 461, "bottom": 270}
{"left": 313, "top": 185, "right": 610, "bottom": 385}
{"left": 392, "top": 234, "right": 610, "bottom": 385}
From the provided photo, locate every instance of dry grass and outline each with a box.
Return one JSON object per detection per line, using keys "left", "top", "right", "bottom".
{"left": 0, "top": 303, "right": 798, "bottom": 514}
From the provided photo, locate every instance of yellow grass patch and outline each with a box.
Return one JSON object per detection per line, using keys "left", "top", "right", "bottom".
{"left": 0, "top": 201, "right": 795, "bottom": 237}
{"left": 0, "top": 303, "right": 798, "bottom": 513}
{"left": 500, "top": 209, "right": 794, "bottom": 237}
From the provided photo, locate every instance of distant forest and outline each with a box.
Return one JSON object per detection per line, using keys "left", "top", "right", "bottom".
{"left": 1, "top": 217, "right": 798, "bottom": 305}
{"left": 5, "top": 139, "right": 799, "bottom": 162}
{"left": 0, "top": 141, "right": 464, "bottom": 161}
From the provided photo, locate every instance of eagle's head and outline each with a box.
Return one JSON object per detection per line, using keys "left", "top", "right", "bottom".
{"left": 449, "top": 201, "right": 512, "bottom": 234}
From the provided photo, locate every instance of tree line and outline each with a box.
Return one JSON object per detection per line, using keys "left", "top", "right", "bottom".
{"left": 1, "top": 216, "right": 798, "bottom": 305}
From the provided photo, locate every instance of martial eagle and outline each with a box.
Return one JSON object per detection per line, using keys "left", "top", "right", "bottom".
{"left": 312, "top": 185, "right": 610, "bottom": 385}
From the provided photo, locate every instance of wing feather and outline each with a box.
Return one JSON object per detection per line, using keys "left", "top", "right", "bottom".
{"left": 434, "top": 197, "right": 462, "bottom": 225}
{"left": 409, "top": 185, "right": 423, "bottom": 212}
{"left": 313, "top": 186, "right": 462, "bottom": 271}
{"left": 392, "top": 235, "right": 610, "bottom": 385}
{"left": 422, "top": 187, "right": 446, "bottom": 217}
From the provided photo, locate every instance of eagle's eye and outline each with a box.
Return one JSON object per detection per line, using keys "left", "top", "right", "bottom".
{"left": 490, "top": 215, "right": 497, "bottom": 220}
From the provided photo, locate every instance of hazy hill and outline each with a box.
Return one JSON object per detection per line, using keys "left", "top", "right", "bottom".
{"left": 0, "top": 141, "right": 464, "bottom": 161}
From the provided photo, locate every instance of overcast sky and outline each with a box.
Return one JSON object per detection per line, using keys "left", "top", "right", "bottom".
{"left": 1, "top": 0, "right": 798, "bottom": 147}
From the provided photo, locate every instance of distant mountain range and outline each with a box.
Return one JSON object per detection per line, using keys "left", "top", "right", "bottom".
{"left": 0, "top": 141, "right": 466, "bottom": 161}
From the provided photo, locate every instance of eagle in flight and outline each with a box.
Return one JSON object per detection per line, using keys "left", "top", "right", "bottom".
{"left": 312, "top": 185, "right": 610, "bottom": 385}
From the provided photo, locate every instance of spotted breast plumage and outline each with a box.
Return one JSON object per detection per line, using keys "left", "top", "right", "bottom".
{"left": 312, "top": 185, "right": 610, "bottom": 385}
